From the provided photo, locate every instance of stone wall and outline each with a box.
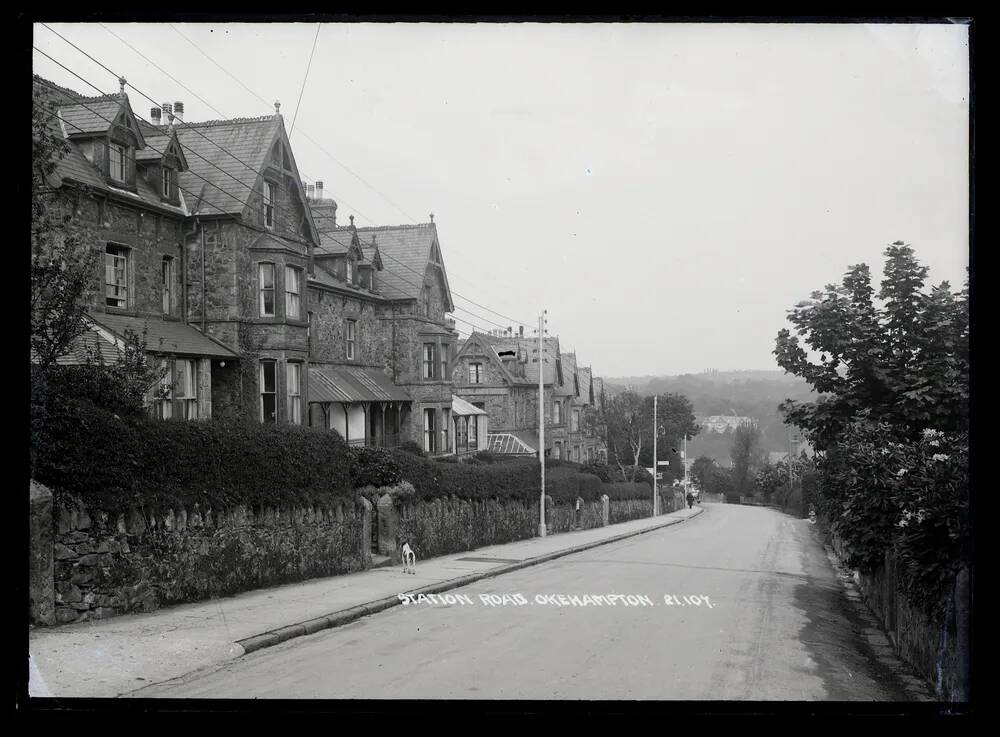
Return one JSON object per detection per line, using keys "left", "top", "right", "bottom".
{"left": 830, "top": 533, "right": 970, "bottom": 702}
{"left": 41, "top": 492, "right": 368, "bottom": 625}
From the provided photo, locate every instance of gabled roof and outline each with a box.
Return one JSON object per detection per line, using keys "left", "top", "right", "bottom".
{"left": 33, "top": 77, "right": 188, "bottom": 217}
{"left": 59, "top": 99, "right": 125, "bottom": 138}
{"left": 478, "top": 333, "right": 562, "bottom": 386}
{"left": 354, "top": 223, "right": 454, "bottom": 310}
{"left": 135, "top": 130, "right": 189, "bottom": 170}
{"left": 173, "top": 116, "right": 281, "bottom": 217}
{"left": 315, "top": 225, "right": 357, "bottom": 257}
{"left": 454, "top": 332, "right": 526, "bottom": 386}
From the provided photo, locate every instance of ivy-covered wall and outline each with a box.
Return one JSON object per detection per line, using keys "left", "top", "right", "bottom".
{"left": 48, "top": 494, "right": 367, "bottom": 625}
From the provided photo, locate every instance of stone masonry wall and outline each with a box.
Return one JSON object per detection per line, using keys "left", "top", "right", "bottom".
{"left": 47, "top": 493, "right": 367, "bottom": 625}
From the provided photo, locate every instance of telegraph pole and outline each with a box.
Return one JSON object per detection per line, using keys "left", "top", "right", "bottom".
{"left": 538, "top": 311, "right": 547, "bottom": 537}
{"left": 652, "top": 395, "right": 658, "bottom": 516}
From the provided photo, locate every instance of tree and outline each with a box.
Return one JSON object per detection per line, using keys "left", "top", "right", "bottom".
{"left": 730, "top": 420, "right": 766, "bottom": 497}
{"left": 597, "top": 389, "right": 699, "bottom": 482}
{"left": 773, "top": 242, "right": 969, "bottom": 449}
{"left": 31, "top": 85, "right": 99, "bottom": 370}
{"left": 690, "top": 455, "right": 717, "bottom": 492}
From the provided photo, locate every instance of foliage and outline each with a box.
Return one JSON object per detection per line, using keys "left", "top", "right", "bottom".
{"left": 348, "top": 446, "right": 403, "bottom": 488}
{"left": 31, "top": 85, "right": 100, "bottom": 370}
{"left": 775, "top": 244, "right": 970, "bottom": 620}
{"left": 31, "top": 399, "right": 355, "bottom": 514}
{"left": 774, "top": 243, "right": 969, "bottom": 449}
{"left": 730, "top": 420, "right": 766, "bottom": 496}
{"left": 398, "top": 440, "right": 426, "bottom": 457}
{"left": 596, "top": 389, "right": 699, "bottom": 482}
{"left": 580, "top": 461, "right": 613, "bottom": 482}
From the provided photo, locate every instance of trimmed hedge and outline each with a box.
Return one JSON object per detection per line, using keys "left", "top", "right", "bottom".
{"left": 32, "top": 397, "right": 356, "bottom": 514}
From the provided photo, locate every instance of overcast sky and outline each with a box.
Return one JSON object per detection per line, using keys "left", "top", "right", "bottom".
{"left": 33, "top": 21, "right": 970, "bottom": 378}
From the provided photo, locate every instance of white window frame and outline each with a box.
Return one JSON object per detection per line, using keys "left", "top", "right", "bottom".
{"left": 345, "top": 259, "right": 354, "bottom": 284}
{"left": 264, "top": 181, "right": 275, "bottom": 229}
{"left": 423, "top": 343, "right": 436, "bottom": 379}
{"left": 175, "top": 359, "right": 198, "bottom": 420}
{"left": 572, "top": 409, "right": 580, "bottom": 432}
{"left": 440, "top": 344, "right": 449, "bottom": 381}
{"left": 285, "top": 266, "right": 301, "bottom": 320}
{"left": 259, "top": 263, "right": 275, "bottom": 317}
{"left": 162, "top": 256, "right": 173, "bottom": 314}
{"left": 468, "top": 415, "right": 478, "bottom": 448}
{"left": 469, "top": 362, "right": 483, "bottom": 384}
{"left": 260, "top": 360, "right": 277, "bottom": 423}
{"left": 287, "top": 362, "right": 302, "bottom": 425}
{"left": 105, "top": 244, "right": 129, "bottom": 308}
{"left": 424, "top": 408, "right": 436, "bottom": 453}
{"left": 553, "top": 400, "right": 562, "bottom": 425}
{"left": 553, "top": 441, "right": 562, "bottom": 460}
{"left": 109, "top": 142, "right": 126, "bottom": 183}
{"left": 161, "top": 167, "right": 172, "bottom": 198}
{"left": 345, "top": 319, "right": 357, "bottom": 360}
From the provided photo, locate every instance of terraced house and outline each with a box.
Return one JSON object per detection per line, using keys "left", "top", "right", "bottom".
{"left": 34, "top": 73, "right": 462, "bottom": 453}
{"left": 452, "top": 330, "right": 607, "bottom": 461}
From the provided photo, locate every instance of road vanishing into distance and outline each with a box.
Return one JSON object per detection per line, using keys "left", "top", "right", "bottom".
{"left": 137, "top": 504, "right": 926, "bottom": 700}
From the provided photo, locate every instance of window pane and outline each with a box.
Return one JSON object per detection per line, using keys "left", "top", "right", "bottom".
{"left": 260, "top": 264, "right": 275, "bottom": 288}
{"left": 262, "top": 394, "right": 276, "bottom": 424}
{"left": 261, "top": 361, "right": 276, "bottom": 393}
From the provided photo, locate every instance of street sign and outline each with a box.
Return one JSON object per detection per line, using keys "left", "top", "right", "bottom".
{"left": 657, "top": 461, "right": 669, "bottom": 466}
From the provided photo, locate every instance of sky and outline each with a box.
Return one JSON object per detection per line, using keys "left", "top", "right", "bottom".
{"left": 32, "top": 21, "right": 971, "bottom": 378}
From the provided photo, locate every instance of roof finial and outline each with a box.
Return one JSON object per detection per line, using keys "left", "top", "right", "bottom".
{"left": 274, "top": 100, "right": 281, "bottom": 115}
{"left": 118, "top": 76, "right": 127, "bottom": 98}
{"left": 349, "top": 214, "right": 355, "bottom": 227}
{"left": 429, "top": 212, "right": 434, "bottom": 223}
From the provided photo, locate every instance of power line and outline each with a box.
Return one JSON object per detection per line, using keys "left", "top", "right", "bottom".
{"left": 290, "top": 25, "right": 321, "bottom": 136}
{"left": 34, "top": 45, "right": 535, "bottom": 345}
{"left": 167, "top": 23, "right": 421, "bottom": 225}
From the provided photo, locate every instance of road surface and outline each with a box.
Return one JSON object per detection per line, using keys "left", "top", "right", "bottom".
{"left": 136, "top": 504, "right": 924, "bottom": 700}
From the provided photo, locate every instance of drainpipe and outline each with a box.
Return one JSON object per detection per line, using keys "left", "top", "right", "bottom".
{"left": 182, "top": 217, "right": 200, "bottom": 325}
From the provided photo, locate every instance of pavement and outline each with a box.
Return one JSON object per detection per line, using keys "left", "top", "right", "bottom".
{"left": 28, "top": 505, "right": 704, "bottom": 699}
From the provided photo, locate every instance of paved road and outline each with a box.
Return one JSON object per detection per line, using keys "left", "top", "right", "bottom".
{"left": 137, "top": 504, "right": 922, "bottom": 700}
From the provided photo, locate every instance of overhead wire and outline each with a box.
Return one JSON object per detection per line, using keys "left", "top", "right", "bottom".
{"left": 34, "top": 40, "right": 535, "bottom": 341}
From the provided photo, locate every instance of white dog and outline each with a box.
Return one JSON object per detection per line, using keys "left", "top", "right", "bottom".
{"left": 401, "top": 542, "right": 416, "bottom": 575}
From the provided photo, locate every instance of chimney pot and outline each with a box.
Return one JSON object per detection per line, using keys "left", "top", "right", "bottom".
{"left": 306, "top": 184, "right": 315, "bottom": 199}
{"left": 150, "top": 107, "right": 162, "bottom": 125}
{"left": 315, "top": 181, "right": 324, "bottom": 200}
{"left": 173, "top": 101, "right": 184, "bottom": 123}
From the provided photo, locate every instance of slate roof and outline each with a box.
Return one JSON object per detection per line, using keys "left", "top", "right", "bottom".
{"left": 59, "top": 99, "right": 126, "bottom": 137}
{"left": 34, "top": 77, "right": 188, "bottom": 217}
{"left": 315, "top": 226, "right": 356, "bottom": 256}
{"left": 88, "top": 313, "right": 238, "bottom": 358}
{"left": 173, "top": 116, "right": 281, "bottom": 217}
{"left": 354, "top": 223, "right": 453, "bottom": 309}
{"left": 32, "top": 326, "right": 123, "bottom": 366}
{"left": 477, "top": 333, "right": 562, "bottom": 386}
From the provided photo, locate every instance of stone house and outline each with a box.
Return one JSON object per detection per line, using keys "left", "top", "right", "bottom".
{"left": 33, "top": 76, "right": 239, "bottom": 416}
{"left": 34, "top": 75, "right": 461, "bottom": 452}
{"left": 453, "top": 330, "right": 608, "bottom": 460}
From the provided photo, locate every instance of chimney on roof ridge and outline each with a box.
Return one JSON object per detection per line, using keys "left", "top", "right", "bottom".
{"left": 315, "top": 181, "right": 324, "bottom": 201}
{"left": 161, "top": 102, "right": 172, "bottom": 128}
{"left": 173, "top": 101, "right": 184, "bottom": 123}
{"left": 306, "top": 183, "right": 315, "bottom": 199}
{"left": 150, "top": 107, "right": 162, "bottom": 126}
{"left": 429, "top": 212, "right": 434, "bottom": 223}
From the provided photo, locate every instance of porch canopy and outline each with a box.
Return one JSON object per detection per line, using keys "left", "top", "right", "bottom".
{"left": 308, "top": 365, "right": 411, "bottom": 446}
{"left": 486, "top": 430, "right": 551, "bottom": 457}
{"left": 450, "top": 395, "right": 487, "bottom": 417}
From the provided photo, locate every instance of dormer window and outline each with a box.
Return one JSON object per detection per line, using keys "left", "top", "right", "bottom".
{"left": 345, "top": 259, "right": 354, "bottom": 285}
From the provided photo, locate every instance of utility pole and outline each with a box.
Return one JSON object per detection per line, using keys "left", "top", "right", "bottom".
{"left": 538, "top": 311, "right": 547, "bottom": 538}
{"left": 683, "top": 433, "right": 688, "bottom": 490}
{"left": 787, "top": 425, "right": 794, "bottom": 494}
{"left": 652, "top": 395, "right": 658, "bottom": 516}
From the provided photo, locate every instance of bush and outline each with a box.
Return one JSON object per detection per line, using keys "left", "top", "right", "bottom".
{"left": 580, "top": 461, "right": 612, "bottom": 482}
{"left": 398, "top": 440, "right": 426, "bottom": 457}
{"left": 473, "top": 450, "right": 498, "bottom": 464}
{"left": 349, "top": 446, "right": 402, "bottom": 488}
{"left": 32, "top": 397, "right": 355, "bottom": 514}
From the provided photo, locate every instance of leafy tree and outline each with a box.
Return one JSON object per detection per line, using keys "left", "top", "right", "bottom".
{"left": 774, "top": 242, "right": 969, "bottom": 448}
{"left": 596, "top": 390, "right": 699, "bottom": 482}
{"left": 730, "top": 420, "right": 766, "bottom": 496}
{"left": 31, "top": 85, "right": 99, "bottom": 370}
{"left": 690, "top": 455, "right": 717, "bottom": 492}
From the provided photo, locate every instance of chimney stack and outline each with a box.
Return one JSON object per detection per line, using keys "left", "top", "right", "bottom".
{"left": 519, "top": 326, "right": 524, "bottom": 337}
{"left": 173, "top": 101, "right": 184, "bottom": 123}
{"left": 315, "top": 181, "right": 324, "bottom": 201}
{"left": 150, "top": 107, "right": 162, "bottom": 126}
{"left": 161, "top": 102, "right": 172, "bottom": 127}
{"left": 306, "top": 183, "right": 315, "bottom": 200}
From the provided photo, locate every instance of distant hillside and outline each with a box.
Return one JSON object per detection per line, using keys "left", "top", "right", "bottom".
{"left": 603, "top": 370, "right": 820, "bottom": 464}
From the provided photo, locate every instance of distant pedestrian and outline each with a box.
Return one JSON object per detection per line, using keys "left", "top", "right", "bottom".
{"left": 686, "top": 491, "right": 695, "bottom": 509}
